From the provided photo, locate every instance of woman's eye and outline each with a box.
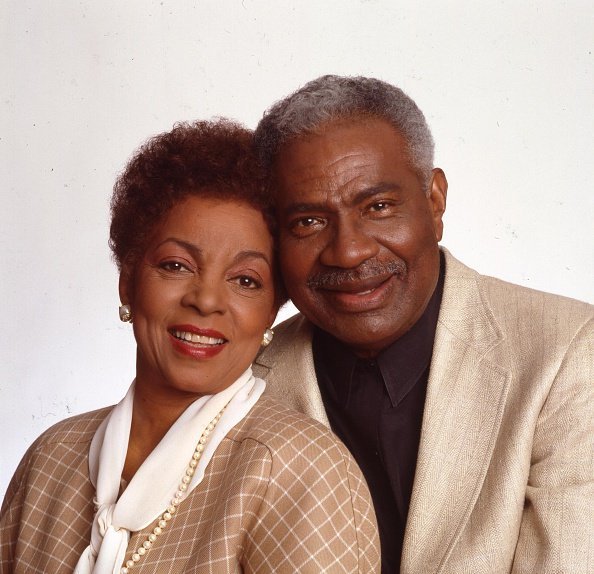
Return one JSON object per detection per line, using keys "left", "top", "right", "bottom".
{"left": 235, "top": 275, "right": 261, "bottom": 289}
{"left": 159, "top": 261, "right": 189, "bottom": 272}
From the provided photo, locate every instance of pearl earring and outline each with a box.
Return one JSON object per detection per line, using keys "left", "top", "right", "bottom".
{"left": 119, "top": 304, "right": 132, "bottom": 323}
{"left": 261, "top": 328, "right": 274, "bottom": 347}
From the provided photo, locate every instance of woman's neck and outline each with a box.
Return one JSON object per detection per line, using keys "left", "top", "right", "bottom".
{"left": 122, "top": 380, "right": 203, "bottom": 482}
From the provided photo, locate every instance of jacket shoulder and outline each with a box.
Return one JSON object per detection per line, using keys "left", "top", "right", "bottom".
{"left": 477, "top": 271, "right": 592, "bottom": 337}
{"left": 228, "top": 395, "right": 346, "bottom": 458}
{"left": 444, "top": 250, "right": 593, "bottom": 336}
{"left": 225, "top": 398, "right": 380, "bottom": 571}
{"left": 1, "top": 408, "right": 110, "bottom": 520}
{"left": 28, "top": 407, "right": 113, "bottom": 451}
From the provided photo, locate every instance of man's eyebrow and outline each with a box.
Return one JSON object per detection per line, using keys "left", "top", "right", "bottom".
{"left": 351, "top": 182, "right": 401, "bottom": 204}
{"left": 282, "top": 201, "right": 327, "bottom": 214}
{"left": 282, "top": 182, "right": 402, "bottom": 214}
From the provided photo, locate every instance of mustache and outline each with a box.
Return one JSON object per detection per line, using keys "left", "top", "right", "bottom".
{"left": 306, "top": 259, "right": 406, "bottom": 289}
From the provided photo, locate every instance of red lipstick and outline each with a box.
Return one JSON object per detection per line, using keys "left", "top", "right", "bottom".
{"left": 168, "top": 324, "right": 227, "bottom": 360}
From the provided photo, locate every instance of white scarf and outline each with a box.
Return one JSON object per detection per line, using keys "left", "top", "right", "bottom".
{"left": 75, "top": 368, "right": 265, "bottom": 574}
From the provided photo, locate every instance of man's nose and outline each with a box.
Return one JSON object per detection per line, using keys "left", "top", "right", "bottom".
{"left": 319, "top": 218, "right": 379, "bottom": 269}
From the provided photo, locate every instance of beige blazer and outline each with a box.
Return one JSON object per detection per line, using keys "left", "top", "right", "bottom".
{"left": 253, "top": 250, "right": 594, "bottom": 574}
{"left": 1, "top": 395, "right": 379, "bottom": 573}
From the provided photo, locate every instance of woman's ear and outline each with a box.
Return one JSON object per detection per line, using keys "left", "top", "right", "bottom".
{"left": 118, "top": 265, "right": 134, "bottom": 305}
{"left": 268, "top": 299, "right": 283, "bottom": 328}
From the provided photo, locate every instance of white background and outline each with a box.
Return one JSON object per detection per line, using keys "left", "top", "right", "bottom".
{"left": 1, "top": 0, "right": 592, "bottom": 497}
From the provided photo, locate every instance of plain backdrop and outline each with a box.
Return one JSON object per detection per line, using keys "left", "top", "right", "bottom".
{"left": 1, "top": 0, "right": 592, "bottom": 497}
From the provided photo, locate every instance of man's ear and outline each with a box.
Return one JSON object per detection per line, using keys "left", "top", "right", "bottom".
{"left": 427, "top": 168, "right": 448, "bottom": 241}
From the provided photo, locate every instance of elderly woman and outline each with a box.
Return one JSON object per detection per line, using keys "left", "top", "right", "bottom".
{"left": 0, "top": 120, "right": 379, "bottom": 573}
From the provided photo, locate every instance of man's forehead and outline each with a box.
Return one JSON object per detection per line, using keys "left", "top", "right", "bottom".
{"left": 276, "top": 117, "right": 407, "bottom": 167}
{"left": 277, "top": 149, "right": 377, "bottom": 185}
{"left": 273, "top": 118, "right": 411, "bottom": 196}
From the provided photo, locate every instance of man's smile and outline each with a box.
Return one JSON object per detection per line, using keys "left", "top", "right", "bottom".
{"left": 316, "top": 273, "right": 397, "bottom": 312}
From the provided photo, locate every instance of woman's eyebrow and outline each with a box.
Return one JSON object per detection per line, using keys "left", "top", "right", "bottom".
{"left": 232, "top": 250, "right": 272, "bottom": 267}
{"left": 155, "top": 238, "right": 202, "bottom": 255}
{"left": 155, "top": 240, "right": 271, "bottom": 267}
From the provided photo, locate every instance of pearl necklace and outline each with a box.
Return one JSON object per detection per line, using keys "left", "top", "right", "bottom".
{"left": 120, "top": 408, "right": 225, "bottom": 574}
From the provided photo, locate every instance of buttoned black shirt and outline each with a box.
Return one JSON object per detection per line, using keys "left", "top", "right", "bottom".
{"left": 312, "top": 255, "right": 445, "bottom": 573}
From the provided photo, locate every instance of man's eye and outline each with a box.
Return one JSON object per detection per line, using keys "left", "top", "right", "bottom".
{"left": 295, "top": 217, "right": 320, "bottom": 227}
{"left": 289, "top": 216, "right": 325, "bottom": 236}
{"left": 369, "top": 202, "right": 389, "bottom": 212}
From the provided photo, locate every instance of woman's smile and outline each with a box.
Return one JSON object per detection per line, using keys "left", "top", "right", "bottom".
{"left": 170, "top": 326, "right": 227, "bottom": 346}
{"left": 169, "top": 325, "right": 227, "bottom": 360}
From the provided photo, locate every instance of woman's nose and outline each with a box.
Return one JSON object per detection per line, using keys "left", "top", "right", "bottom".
{"left": 180, "top": 279, "right": 226, "bottom": 315}
{"left": 319, "top": 218, "right": 379, "bottom": 269}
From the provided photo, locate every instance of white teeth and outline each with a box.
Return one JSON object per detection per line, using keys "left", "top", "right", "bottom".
{"left": 174, "top": 331, "right": 224, "bottom": 345}
{"left": 351, "top": 287, "right": 375, "bottom": 296}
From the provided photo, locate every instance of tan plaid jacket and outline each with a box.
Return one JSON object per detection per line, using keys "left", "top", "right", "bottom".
{"left": 254, "top": 250, "right": 594, "bottom": 574}
{"left": 0, "top": 395, "right": 380, "bottom": 573}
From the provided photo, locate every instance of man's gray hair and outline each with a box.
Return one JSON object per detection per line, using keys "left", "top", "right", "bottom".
{"left": 255, "top": 75, "right": 435, "bottom": 188}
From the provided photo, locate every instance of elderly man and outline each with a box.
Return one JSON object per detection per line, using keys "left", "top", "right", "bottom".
{"left": 253, "top": 75, "right": 593, "bottom": 574}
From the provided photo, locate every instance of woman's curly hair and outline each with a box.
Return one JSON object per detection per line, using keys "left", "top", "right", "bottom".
{"left": 109, "top": 118, "right": 287, "bottom": 306}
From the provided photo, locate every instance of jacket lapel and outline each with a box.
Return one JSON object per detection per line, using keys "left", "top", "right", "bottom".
{"left": 401, "top": 252, "right": 511, "bottom": 573}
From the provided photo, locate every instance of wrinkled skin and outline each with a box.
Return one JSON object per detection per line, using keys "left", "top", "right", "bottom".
{"left": 274, "top": 117, "right": 447, "bottom": 357}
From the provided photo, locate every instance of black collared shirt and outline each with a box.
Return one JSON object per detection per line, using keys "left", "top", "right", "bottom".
{"left": 312, "top": 255, "right": 445, "bottom": 573}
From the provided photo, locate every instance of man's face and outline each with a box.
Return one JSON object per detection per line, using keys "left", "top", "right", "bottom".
{"left": 274, "top": 117, "right": 447, "bottom": 357}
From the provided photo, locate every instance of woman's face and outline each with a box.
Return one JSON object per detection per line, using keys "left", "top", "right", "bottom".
{"left": 121, "top": 195, "right": 277, "bottom": 399}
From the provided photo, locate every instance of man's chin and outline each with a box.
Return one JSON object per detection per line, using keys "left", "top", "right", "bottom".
{"left": 309, "top": 309, "right": 407, "bottom": 355}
